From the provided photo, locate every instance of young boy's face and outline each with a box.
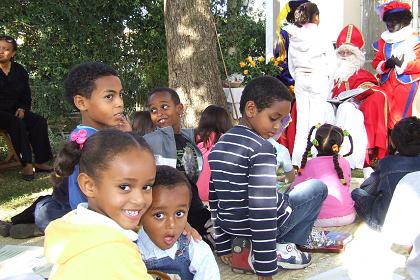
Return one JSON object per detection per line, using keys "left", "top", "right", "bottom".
{"left": 141, "top": 184, "right": 190, "bottom": 250}
{"left": 79, "top": 148, "right": 155, "bottom": 230}
{"left": 75, "top": 75, "right": 124, "bottom": 130}
{"left": 148, "top": 91, "right": 183, "bottom": 133}
{"left": 246, "top": 100, "right": 291, "bottom": 139}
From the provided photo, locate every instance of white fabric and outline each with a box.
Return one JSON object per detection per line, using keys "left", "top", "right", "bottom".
{"left": 137, "top": 228, "right": 220, "bottom": 280}
{"left": 381, "top": 26, "right": 414, "bottom": 44}
{"left": 288, "top": 23, "right": 336, "bottom": 166}
{"left": 292, "top": 72, "right": 331, "bottom": 166}
{"left": 407, "top": 234, "right": 420, "bottom": 280}
{"left": 334, "top": 102, "right": 367, "bottom": 169}
{"left": 382, "top": 171, "right": 420, "bottom": 246}
{"left": 323, "top": 102, "right": 367, "bottom": 169}
{"left": 287, "top": 23, "right": 336, "bottom": 79}
{"left": 75, "top": 203, "right": 138, "bottom": 241}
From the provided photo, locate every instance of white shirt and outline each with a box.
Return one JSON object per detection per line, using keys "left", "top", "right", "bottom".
{"left": 286, "top": 23, "right": 336, "bottom": 79}
{"left": 137, "top": 228, "right": 220, "bottom": 280}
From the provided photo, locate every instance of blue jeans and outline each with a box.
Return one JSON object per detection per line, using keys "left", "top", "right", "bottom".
{"left": 34, "top": 196, "right": 71, "bottom": 231}
{"left": 277, "top": 179, "right": 327, "bottom": 245}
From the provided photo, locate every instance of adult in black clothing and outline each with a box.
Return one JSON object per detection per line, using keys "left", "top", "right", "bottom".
{"left": 0, "top": 35, "right": 52, "bottom": 180}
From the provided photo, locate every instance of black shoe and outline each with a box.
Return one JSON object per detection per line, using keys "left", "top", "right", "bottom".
{"left": 35, "top": 167, "right": 53, "bottom": 173}
{"left": 9, "top": 223, "right": 43, "bottom": 239}
{"left": 22, "top": 173, "right": 35, "bottom": 181}
{"left": 0, "top": 220, "right": 12, "bottom": 237}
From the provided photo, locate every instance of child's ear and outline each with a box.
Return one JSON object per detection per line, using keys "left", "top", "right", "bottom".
{"left": 244, "top": 101, "right": 257, "bottom": 118}
{"left": 74, "top": 95, "right": 89, "bottom": 112}
{"left": 78, "top": 173, "right": 97, "bottom": 198}
{"left": 176, "top": 103, "right": 184, "bottom": 116}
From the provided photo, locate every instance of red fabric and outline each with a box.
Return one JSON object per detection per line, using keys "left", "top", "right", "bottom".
{"left": 196, "top": 132, "right": 218, "bottom": 201}
{"left": 359, "top": 86, "right": 389, "bottom": 162}
{"left": 331, "top": 69, "right": 377, "bottom": 98}
{"left": 280, "top": 69, "right": 388, "bottom": 166}
{"left": 333, "top": 69, "right": 388, "bottom": 166}
{"left": 383, "top": 1, "right": 411, "bottom": 14}
{"left": 336, "top": 24, "right": 364, "bottom": 49}
{"left": 278, "top": 102, "right": 297, "bottom": 157}
{"left": 373, "top": 37, "right": 420, "bottom": 129}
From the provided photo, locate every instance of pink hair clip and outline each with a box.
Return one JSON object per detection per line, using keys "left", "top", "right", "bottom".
{"left": 70, "top": 129, "right": 88, "bottom": 149}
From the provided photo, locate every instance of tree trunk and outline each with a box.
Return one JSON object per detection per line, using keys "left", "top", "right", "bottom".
{"left": 164, "top": 0, "right": 227, "bottom": 127}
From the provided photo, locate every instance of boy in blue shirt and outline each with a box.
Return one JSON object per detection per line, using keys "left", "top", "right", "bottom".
{"left": 209, "top": 76, "right": 327, "bottom": 279}
{"left": 35, "top": 62, "right": 130, "bottom": 231}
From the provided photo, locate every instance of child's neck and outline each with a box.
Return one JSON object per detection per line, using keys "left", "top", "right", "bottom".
{"left": 239, "top": 117, "right": 252, "bottom": 130}
{"left": 173, "top": 124, "right": 181, "bottom": 134}
{"left": 80, "top": 116, "right": 105, "bottom": 130}
{"left": 317, "top": 152, "right": 335, "bottom": 157}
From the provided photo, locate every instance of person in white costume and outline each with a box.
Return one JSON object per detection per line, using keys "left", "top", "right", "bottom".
{"left": 286, "top": 2, "right": 336, "bottom": 166}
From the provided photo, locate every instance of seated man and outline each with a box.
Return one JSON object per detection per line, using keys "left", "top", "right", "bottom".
{"left": 281, "top": 25, "right": 388, "bottom": 174}
{"left": 325, "top": 24, "right": 388, "bottom": 171}
{"left": 0, "top": 35, "right": 52, "bottom": 180}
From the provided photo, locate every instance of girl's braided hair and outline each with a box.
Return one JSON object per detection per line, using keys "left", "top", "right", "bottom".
{"left": 299, "top": 123, "right": 353, "bottom": 185}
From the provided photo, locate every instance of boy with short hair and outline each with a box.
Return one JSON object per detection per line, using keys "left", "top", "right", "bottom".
{"left": 143, "top": 87, "right": 211, "bottom": 244}
{"left": 35, "top": 62, "right": 130, "bottom": 231}
{"left": 138, "top": 165, "right": 220, "bottom": 280}
{"left": 209, "top": 76, "right": 327, "bottom": 279}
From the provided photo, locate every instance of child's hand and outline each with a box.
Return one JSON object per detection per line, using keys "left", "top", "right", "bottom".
{"left": 220, "top": 254, "right": 232, "bottom": 266}
{"left": 114, "top": 115, "right": 132, "bottom": 132}
{"left": 183, "top": 222, "right": 202, "bottom": 242}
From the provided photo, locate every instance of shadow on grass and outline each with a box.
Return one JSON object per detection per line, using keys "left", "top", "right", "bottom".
{"left": 0, "top": 166, "right": 53, "bottom": 205}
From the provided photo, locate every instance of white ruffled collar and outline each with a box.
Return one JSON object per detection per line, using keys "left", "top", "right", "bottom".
{"left": 381, "top": 26, "right": 414, "bottom": 43}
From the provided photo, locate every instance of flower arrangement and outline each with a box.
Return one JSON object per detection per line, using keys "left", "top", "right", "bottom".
{"left": 239, "top": 56, "right": 284, "bottom": 86}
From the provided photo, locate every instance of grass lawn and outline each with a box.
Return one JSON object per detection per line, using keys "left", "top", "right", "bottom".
{"left": 0, "top": 163, "right": 365, "bottom": 222}
{"left": 0, "top": 166, "right": 53, "bottom": 221}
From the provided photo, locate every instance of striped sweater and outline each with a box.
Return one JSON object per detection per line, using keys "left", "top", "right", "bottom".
{"left": 208, "top": 125, "right": 292, "bottom": 276}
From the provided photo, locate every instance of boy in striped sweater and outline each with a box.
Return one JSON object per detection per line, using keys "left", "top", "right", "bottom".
{"left": 209, "top": 76, "right": 327, "bottom": 279}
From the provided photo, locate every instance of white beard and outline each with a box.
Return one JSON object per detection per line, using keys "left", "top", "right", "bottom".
{"left": 334, "top": 56, "right": 361, "bottom": 85}
{"left": 334, "top": 45, "right": 365, "bottom": 85}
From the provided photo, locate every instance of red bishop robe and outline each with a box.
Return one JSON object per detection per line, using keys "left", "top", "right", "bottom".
{"left": 280, "top": 69, "right": 388, "bottom": 167}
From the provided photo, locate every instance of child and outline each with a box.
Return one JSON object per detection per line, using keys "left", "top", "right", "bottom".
{"left": 195, "top": 105, "right": 232, "bottom": 202}
{"left": 132, "top": 110, "right": 155, "bottom": 136}
{"left": 292, "top": 123, "right": 356, "bottom": 227}
{"left": 143, "top": 87, "right": 212, "bottom": 244}
{"left": 286, "top": 2, "right": 336, "bottom": 166}
{"left": 209, "top": 76, "right": 328, "bottom": 279}
{"left": 268, "top": 139, "right": 295, "bottom": 193}
{"left": 34, "top": 62, "right": 131, "bottom": 232}
{"left": 138, "top": 165, "right": 220, "bottom": 280}
{"left": 352, "top": 116, "right": 420, "bottom": 231}
{"left": 44, "top": 129, "right": 155, "bottom": 280}
{"left": 268, "top": 114, "right": 295, "bottom": 192}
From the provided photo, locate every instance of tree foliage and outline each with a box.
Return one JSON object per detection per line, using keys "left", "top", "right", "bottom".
{"left": 0, "top": 0, "right": 167, "bottom": 122}
{"left": 212, "top": 0, "right": 265, "bottom": 79}
{"left": 0, "top": 0, "right": 264, "bottom": 123}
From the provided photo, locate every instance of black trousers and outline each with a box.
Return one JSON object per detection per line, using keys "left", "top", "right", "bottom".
{"left": 0, "top": 110, "right": 52, "bottom": 166}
